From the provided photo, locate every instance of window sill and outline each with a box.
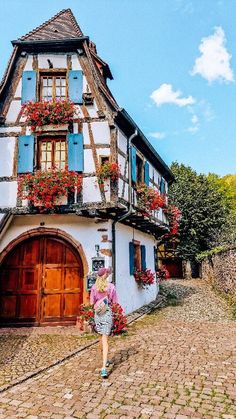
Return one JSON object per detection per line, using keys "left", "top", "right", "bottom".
{"left": 34, "top": 123, "right": 69, "bottom": 133}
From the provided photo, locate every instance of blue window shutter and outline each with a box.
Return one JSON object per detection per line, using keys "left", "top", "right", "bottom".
{"left": 160, "top": 177, "right": 165, "bottom": 194}
{"left": 129, "top": 242, "right": 135, "bottom": 275}
{"left": 141, "top": 245, "right": 146, "bottom": 270}
{"left": 21, "top": 71, "right": 37, "bottom": 104}
{"left": 144, "top": 161, "right": 149, "bottom": 185}
{"left": 68, "top": 133, "right": 84, "bottom": 172}
{"left": 17, "top": 135, "right": 34, "bottom": 174}
{"left": 69, "top": 70, "right": 83, "bottom": 104}
{"left": 131, "top": 146, "right": 137, "bottom": 183}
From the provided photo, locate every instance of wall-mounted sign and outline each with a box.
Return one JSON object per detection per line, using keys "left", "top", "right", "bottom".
{"left": 92, "top": 257, "right": 105, "bottom": 272}
{"left": 86, "top": 272, "right": 97, "bottom": 291}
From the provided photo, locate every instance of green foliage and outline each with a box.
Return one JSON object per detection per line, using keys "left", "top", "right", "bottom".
{"left": 207, "top": 173, "right": 236, "bottom": 244}
{"left": 168, "top": 162, "right": 233, "bottom": 260}
{"left": 196, "top": 244, "right": 235, "bottom": 262}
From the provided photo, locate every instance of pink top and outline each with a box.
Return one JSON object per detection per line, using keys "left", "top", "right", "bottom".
{"left": 90, "top": 283, "right": 118, "bottom": 305}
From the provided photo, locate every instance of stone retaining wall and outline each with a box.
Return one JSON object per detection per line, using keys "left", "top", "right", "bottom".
{"left": 200, "top": 247, "right": 236, "bottom": 296}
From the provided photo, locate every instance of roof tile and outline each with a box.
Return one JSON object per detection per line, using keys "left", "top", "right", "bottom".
{"left": 19, "top": 9, "right": 83, "bottom": 41}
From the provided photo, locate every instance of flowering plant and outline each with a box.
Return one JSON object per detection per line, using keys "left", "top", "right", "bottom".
{"left": 164, "top": 205, "right": 181, "bottom": 236}
{"left": 97, "top": 162, "right": 120, "bottom": 189}
{"left": 156, "top": 266, "right": 170, "bottom": 282}
{"left": 18, "top": 168, "right": 82, "bottom": 211}
{"left": 137, "top": 184, "right": 166, "bottom": 215}
{"left": 134, "top": 269, "right": 156, "bottom": 288}
{"left": 111, "top": 303, "right": 127, "bottom": 335}
{"left": 22, "top": 100, "right": 76, "bottom": 131}
{"left": 77, "top": 303, "right": 127, "bottom": 335}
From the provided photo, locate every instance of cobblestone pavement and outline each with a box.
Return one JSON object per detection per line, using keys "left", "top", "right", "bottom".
{"left": 0, "top": 279, "right": 235, "bottom": 418}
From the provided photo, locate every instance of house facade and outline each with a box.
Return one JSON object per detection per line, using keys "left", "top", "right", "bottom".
{"left": 0, "top": 9, "right": 174, "bottom": 326}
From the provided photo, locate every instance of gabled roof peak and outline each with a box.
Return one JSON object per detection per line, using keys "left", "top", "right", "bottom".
{"left": 18, "top": 9, "right": 83, "bottom": 42}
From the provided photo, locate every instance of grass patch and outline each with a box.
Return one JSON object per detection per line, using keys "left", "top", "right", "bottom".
{"left": 212, "top": 286, "right": 236, "bottom": 319}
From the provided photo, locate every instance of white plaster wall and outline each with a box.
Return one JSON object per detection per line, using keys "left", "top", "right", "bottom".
{"left": 91, "top": 121, "right": 110, "bottom": 144}
{"left": 117, "top": 128, "right": 127, "bottom": 154}
{"left": 115, "top": 223, "right": 158, "bottom": 314}
{"left": 82, "top": 123, "right": 90, "bottom": 145}
{"left": 38, "top": 54, "right": 67, "bottom": 69}
{"left": 83, "top": 176, "right": 101, "bottom": 203}
{"left": 96, "top": 148, "right": 110, "bottom": 159}
{"left": 0, "top": 127, "right": 21, "bottom": 134}
{"left": 23, "top": 55, "right": 33, "bottom": 71}
{"left": 0, "top": 182, "right": 17, "bottom": 207}
{"left": 0, "top": 215, "right": 111, "bottom": 273}
{"left": 71, "top": 54, "right": 82, "bottom": 70}
{"left": 118, "top": 178, "right": 129, "bottom": 201}
{"left": 84, "top": 149, "right": 95, "bottom": 173}
{"left": 14, "top": 79, "right": 22, "bottom": 98}
{"left": 118, "top": 153, "right": 126, "bottom": 176}
{"left": 0, "top": 138, "right": 15, "bottom": 177}
{"left": 6, "top": 101, "right": 21, "bottom": 123}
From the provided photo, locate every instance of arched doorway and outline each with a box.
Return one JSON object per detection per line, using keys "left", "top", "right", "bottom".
{"left": 0, "top": 235, "right": 84, "bottom": 326}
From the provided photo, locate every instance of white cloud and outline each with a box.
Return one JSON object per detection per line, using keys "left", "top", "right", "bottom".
{"left": 191, "top": 26, "right": 234, "bottom": 83}
{"left": 149, "top": 132, "right": 166, "bottom": 140}
{"left": 150, "top": 84, "right": 195, "bottom": 107}
{"left": 187, "top": 125, "right": 199, "bottom": 134}
{"left": 191, "top": 114, "right": 199, "bottom": 124}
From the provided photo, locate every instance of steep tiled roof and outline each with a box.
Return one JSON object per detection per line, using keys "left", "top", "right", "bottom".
{"left": 19, "top": 9, "right": 83, "bottom": 41}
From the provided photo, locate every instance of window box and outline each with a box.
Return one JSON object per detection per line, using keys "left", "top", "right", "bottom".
{"left": 22, "top": 100, "right": 76, "bottom": 132}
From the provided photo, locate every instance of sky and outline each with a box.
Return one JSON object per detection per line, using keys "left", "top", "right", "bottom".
{"left": 0, "top": 0, "right": 236, "bottom": 176}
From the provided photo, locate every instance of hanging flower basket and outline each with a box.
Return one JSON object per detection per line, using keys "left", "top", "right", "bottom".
{"left": 97, "top": 162, "right": 121, "bottom": 191}
{"left": 136, "top": 184, "right": 166, "bottom": 215}
{"left": 18, "top": 168, "right": 82, "bottom": 211}
{"left": 22, "top": 100, "right": 77, "bottom": 132}
{"left": 163, "top": 205, "right": 181, "bottom": 236}
{"left": 134, "top": 269, "right": 156, "bottom": 289}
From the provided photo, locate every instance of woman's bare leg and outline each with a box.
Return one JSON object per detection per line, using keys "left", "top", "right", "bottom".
{"left": 102, "top": 334, "right": 108, "bottom": 369}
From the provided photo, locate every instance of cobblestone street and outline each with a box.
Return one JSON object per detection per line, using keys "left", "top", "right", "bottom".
{"left": 0, "top": 279, "right": 235, "bottom": 418}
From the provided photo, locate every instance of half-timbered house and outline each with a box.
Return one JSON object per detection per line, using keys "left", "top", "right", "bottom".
{"left": 0, "top": 9, "right": 174, "bottom": 326}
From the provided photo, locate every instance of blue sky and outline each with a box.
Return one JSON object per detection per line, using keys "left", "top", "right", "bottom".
{"left": 1, "top": 0, "right": 236, "bottom": 176}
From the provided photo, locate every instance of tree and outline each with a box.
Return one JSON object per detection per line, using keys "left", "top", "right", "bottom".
{"left": 207, "top": 173, "right": 236, "bottom": 245}
{"left": 168, "top": 162, "right": 231, "bottom": 261}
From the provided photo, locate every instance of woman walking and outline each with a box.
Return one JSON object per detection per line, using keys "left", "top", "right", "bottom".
{"left": 90, "top": 267, "right": 118, "bottom": 378}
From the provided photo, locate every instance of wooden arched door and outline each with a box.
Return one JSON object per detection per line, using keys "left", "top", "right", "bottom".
{"left": 0, "top": 236, "right": 84, "bottom": 326}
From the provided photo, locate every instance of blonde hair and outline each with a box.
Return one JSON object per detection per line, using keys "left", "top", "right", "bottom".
{"left": 95, "top": 273, "right": 108, "bottom": 292}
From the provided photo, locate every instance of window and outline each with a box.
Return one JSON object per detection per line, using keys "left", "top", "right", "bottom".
{"left": 129, "top": 241, "right": 146, "bottom": 274}
{"left": 134, "top": 243, "right": 142, "bottom": 271}
{"left": 40, "top": 74, "right": 67, "bottom": 101}
{"left": 100, "top": 156, "right": 110, "bottom": 166}
{"left": 38, "top": 137, "right": 67, "bottom": 171}
{"left": 136, "top": 154, "right": 143, "bottom": 185}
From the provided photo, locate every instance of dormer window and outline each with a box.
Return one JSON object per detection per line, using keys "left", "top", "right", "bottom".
{"left": 40, "top": 73, "right": 67, "bottom": 101}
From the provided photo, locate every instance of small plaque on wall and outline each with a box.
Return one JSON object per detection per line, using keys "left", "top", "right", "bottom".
{"left": 92, "top": 257, "right": 105, "bottom": 272}
{"left": 86, "top": 272, "right": 97, "bottom": 291}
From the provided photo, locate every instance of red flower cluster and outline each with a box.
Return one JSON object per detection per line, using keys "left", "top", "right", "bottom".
{"left": 22, "top": 100, "right": 76, "bottom": 131}
{"left": 156, "top": 266, "right": 170, "bottom": 282}
{"left": 134, "top": 269, "right": 156, "bottom": 288}
{"left": 18, "top": 168, "right": 82, "bottom": 211}
{"left": 111, "top": 303, "right": 127, "bottom": 335}
{"left": 164, "top": 205, "right": 181, "bottom": 236}
{"left": 97, "top": 161, "right": 120, "bottom": 189}
{"left": 137, "top": 184, "right": 166, "bottom": 215}
{"left": 77, "top": 303, "right": 127, "bottom": 335}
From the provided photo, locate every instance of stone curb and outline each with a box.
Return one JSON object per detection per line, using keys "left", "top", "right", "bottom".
{"left": 0, "top": 295, "right": 165, "bottom": 394}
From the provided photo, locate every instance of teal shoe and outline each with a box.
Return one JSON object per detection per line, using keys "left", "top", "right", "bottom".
{"left": 100, "top": 368, "right": 108, "bottom": 378}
